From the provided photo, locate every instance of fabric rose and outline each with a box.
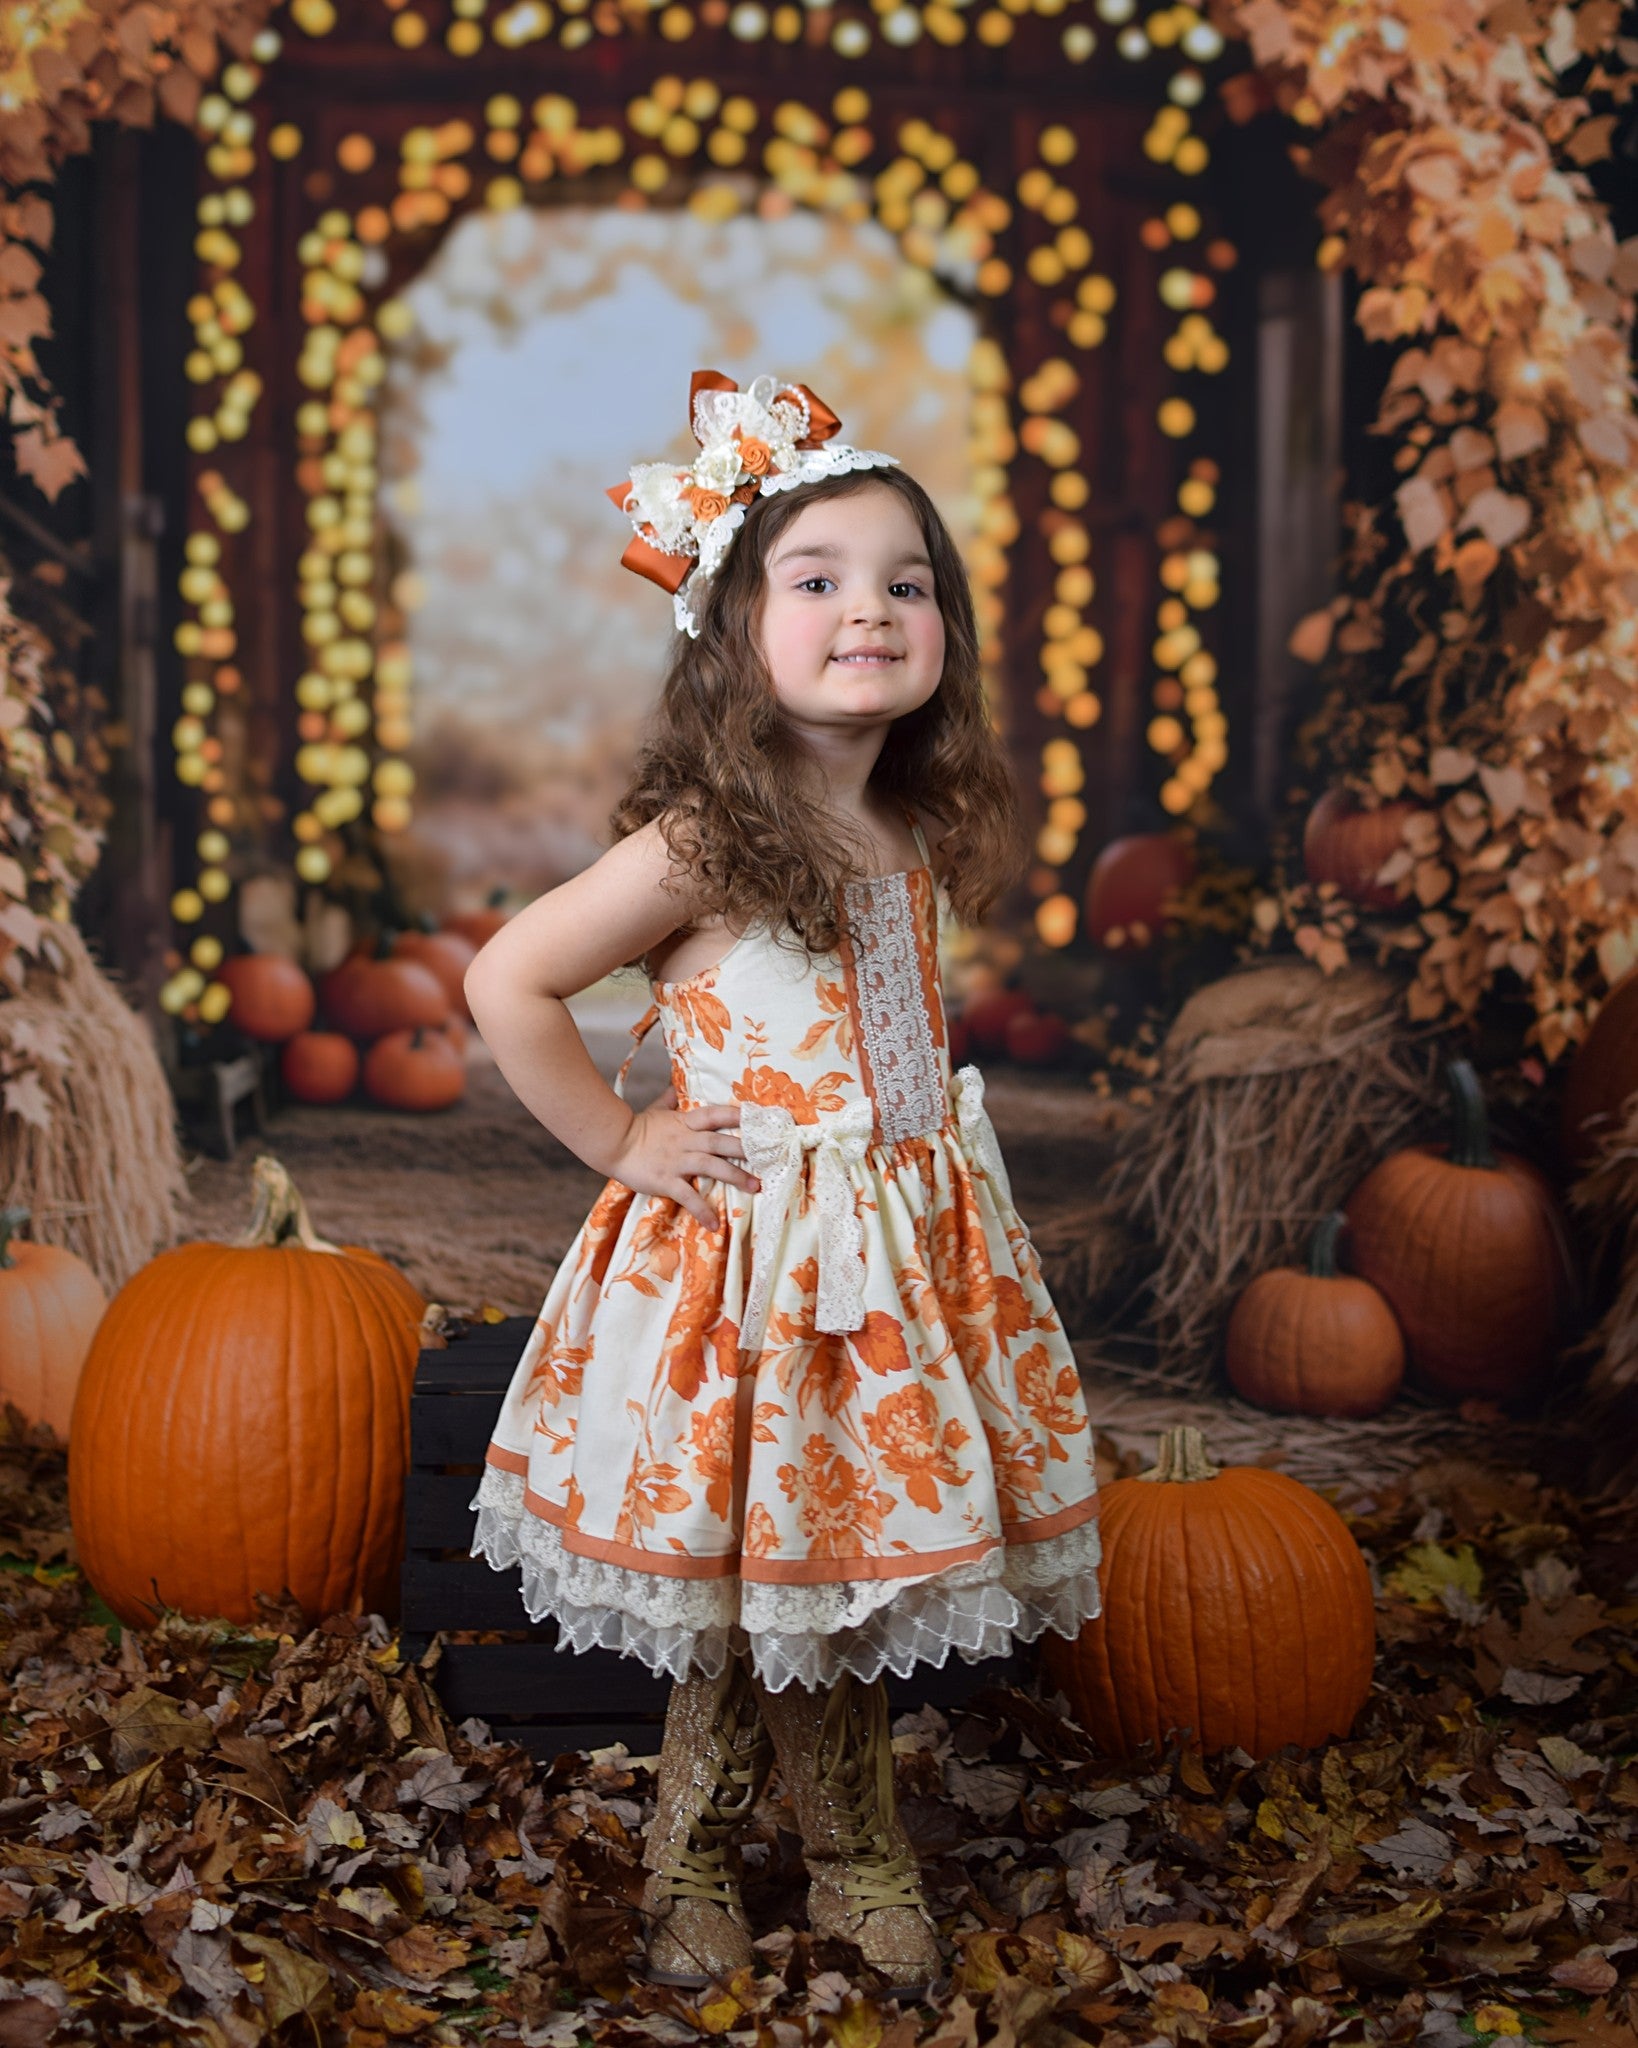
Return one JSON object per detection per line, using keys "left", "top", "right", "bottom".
{"left": 736, "top": 433, "right": 773, "bottom": 476}
{"left": 693, "top": 442, "right": 744, "bottom": 492}
{"left": 689, "top": 488, "right": 730, "bottom": 523}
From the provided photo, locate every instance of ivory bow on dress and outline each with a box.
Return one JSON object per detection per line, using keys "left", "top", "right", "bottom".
{"left": 737, "top": 1097, "right": 875, "bottom": 1360}
{"left": 733, "top": 1069, "right": 1020, "bottom": 1362}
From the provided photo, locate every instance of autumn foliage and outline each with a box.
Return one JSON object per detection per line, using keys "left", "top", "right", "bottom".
{"left": 1227, "top": 0, "right": 1638, "bottom": 1060}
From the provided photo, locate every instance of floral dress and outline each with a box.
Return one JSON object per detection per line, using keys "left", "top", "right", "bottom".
{"left": 469, "top": 814, "right": 1103, "bottom": 1694}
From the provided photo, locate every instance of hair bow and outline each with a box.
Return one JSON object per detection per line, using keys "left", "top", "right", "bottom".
{"left": 605, "top": 368, "right": 898, "bottom": 637}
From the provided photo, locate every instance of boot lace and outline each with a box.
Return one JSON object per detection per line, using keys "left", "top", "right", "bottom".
{"left": 657, "top": 1672, "right": 772, "bottom": 1910}
{"left": 814, "top": 1678, "right": 934, "bottom": 1921}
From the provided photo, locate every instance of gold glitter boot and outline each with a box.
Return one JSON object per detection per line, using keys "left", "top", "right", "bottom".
{"left": 756, "top": 1671, "right": 943, "bottom": 1996}
{"left": 641, "top": 1654, "right": 774, "bottom": 1989}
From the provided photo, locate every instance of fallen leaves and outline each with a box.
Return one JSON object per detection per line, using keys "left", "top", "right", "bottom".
{"left": 0, "top": 1412, "right": 1636, "bottom": 2047}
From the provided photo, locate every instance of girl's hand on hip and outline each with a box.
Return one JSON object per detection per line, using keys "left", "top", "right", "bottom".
{"left": 607, "top": 1100, "right": 760, "bottom": 1229}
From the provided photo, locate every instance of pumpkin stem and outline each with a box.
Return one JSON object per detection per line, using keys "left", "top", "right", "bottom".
{"left": 1446, "top": 1058, "right": 1496, "bottom": 1169}
{"left": 1140, "top": 1425, "right": 1220, "bottom": 1484}
{"left": 0, "top": 1207, "right": 27, "bottom": 1270}
{"left": 237, "top": 1156, "right": 344, "bottom": 1255}
{"left": 1308, "top": 1211, "right": 1347, "bottom": 1278}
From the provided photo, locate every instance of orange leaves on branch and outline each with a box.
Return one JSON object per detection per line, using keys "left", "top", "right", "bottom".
{"left": 1223, "top": 0, "right": 1638, "bottom": 1056}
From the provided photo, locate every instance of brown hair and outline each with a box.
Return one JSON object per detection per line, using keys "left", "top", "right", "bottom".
{"left": 609, "top": 467, "right": 1029, "bottom": 960}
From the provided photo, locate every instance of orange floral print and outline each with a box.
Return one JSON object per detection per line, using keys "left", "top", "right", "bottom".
{"left": 864, "top": 1386, "right": 971, "bottom": 1513}
{"left": 983, "top": 1421, "right": 1045, "bottom": 1515}
{"left": 666, "top": 982, "right": 732, "bottom": 1049}
{"left": 652, "top": 1215, "right": 735, "bottom": 1399}
{"left": 794, "top": 978, "right": 854, "bottom": 1059}
{"left": 615, "top": 1456, "right": 692, "bottom": 1547}
{"left": 732, "top": 1065, "right": 851, "bottom": 1122}
{"left": 689, "top": 1398, "right": 736, "bottom": 1521}
{"left": 793, "top": 1331, "right": 859, "bottom": 1421}
{"left": 563, "top": 1472, "right": 586, "bottom": 1530}
{"left": 777, "top": 1434, "right": 892, "bottom": 1555}
{"left": 526, "top": 1334, "right": 588, "bottom": 1408}
{"left": 570, "top": 1181, "right": 637, "bottom": 1304}
{"left": 1014, "top": 1343, "right": 1089, "bottom": 1456}
{"left": 743, "top": 1501, "right": 781, "bottom": 1556}
{"left": 849, "top": 1310, "right": 912, "bottom": 1377}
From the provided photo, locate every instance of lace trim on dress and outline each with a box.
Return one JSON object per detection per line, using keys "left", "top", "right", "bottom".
{"left": 842, "top": 869, "right": 946, "bottom": 1145}
{"left": 469, "top": 1463, "right": 1103, "bottom": 1694}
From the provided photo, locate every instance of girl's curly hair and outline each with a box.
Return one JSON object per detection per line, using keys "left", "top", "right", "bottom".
{"left": 609, "top": 467, "right": 1029, "bottom": 960}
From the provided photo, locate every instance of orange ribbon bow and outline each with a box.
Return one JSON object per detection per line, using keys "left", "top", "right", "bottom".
{"left": 605, "top": 369, "right": 844, "bottom": 599}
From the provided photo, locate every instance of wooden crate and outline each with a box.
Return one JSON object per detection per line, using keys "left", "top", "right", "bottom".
{"left": 403, "top": 1318, "right": 1021, "bottom": 1759}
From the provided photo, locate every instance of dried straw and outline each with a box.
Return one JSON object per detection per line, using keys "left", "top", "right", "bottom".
{"left": 0, "top": 925, "right": 186, "bottom": 1290}
{"left": 1074, "top": 1345, "right": 1622, "bottom": 1502}
{"left": 1102, "top": 960, "right": 1446, "bottom": 1391}
{"left": 1566, "top": 1093, "right": 1638, "bottom": 1400}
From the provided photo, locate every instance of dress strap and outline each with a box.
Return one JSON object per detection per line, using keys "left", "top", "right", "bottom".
{"left": 613, "top": 1001, "right": 661, "bottom": 1101}
{"left": 898, "top": 798, "right": 933, "bottom": 873}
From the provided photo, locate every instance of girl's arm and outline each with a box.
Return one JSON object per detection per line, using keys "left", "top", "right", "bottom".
{"left": 463, "top": 821, "right": 758, "bottom": 1225}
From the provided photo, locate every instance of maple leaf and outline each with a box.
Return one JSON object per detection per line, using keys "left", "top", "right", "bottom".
{"left": 234, "top": 1932, "right": 334, "bottom": 2028}
{"left": 14, "top": 422, "right": 85, "bottom": 501}
{"left": 3, "top": 1070, "right": 52, "bottom": 1130}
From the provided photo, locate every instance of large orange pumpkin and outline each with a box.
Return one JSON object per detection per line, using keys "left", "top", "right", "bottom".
{"left": 1083, "top": 834, "right": 1195, "bottom": 946}
{"left": 69, "top": 1157, "right": 425, "bottom": 1627}
{"left": 219, "top": 953, "right": 316, "bottom": 1043}
{"left": 1225, "top": 1212, "right": 1404, "bottom": 1419}
{"left": 0, "top": 1209, "right": 106, "bottom": 1441}
{"left": 1041, "top": 1427, "right": 1375, "bottom": 1759}
{"left": 1302, "top": 789, "right": 1419, "bottom": 910}
{"left": 1561, "top": 964, "right": 1638, "bottom": 1169}
{"left": 1345, "top": 1060, "right": 1571, "bottom": 1402}
{"left": 393, "top": 929, "right": 477, "bottom": 1019}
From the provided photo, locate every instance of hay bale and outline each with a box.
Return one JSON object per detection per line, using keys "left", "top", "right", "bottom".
{"left": 1105, "top": 958, "right": 1446, "bottom": 1390}
{"left": 1567, "top": 1095, "right": 1638, "bottom": 1403}
{"left": 0, "top": 925, "right": 186, "bottom": 1290}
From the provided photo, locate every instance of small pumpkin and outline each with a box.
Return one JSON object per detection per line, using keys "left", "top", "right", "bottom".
{"left": 1006, "top": 1008, "right": 1070, "bottom": 1065}
{"left": 1225, "top": 1212, "right": 1404, "bottom": 1419}
{"left": 1040, "top": 1426, "right": 1375, "bottom": 1760}
{"left": 1345, "top": 1059, "right": 1570, "bottom": 1403}
{"left": 0, "top": 1208, "right": 106, "bottom": 1440}
{"left": 1083, "top": 833, "right": 1195, "bottom": 946}
{"left": 363, "top": 1026, "right": 465, "bottom": 1112}
{"left": 1302, "top": 789, "right": 1418, "bottom": 910}
{"left": 393, "top": 928, "right": 477, "bottom": 1019}
{"left": 964, "top": 989, "right": 1037, "bottom": 1056}
{"left": 1561, "top": 963, "right": 1638, "bottom": 1169}
{"left": 219, "top": 952, "right": 316, "bottom": 1044}
{"left": 69, "top": 1157, "right": 425, "bottom": 1626}
{"left": 280, "top": 1030, "right": 361, "bottom": 1105}
{"left": 442, "top": 889, "right": 511, "bottom": 951}
{"left": 321, "top": 946, "right": 449, "bottom": 1041}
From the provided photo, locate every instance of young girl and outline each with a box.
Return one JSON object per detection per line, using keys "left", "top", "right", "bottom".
{"left": 466, "top": 371, "right": 1102, "bottom": 1999}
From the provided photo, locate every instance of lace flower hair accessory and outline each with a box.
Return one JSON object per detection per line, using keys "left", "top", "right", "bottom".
{"left": 606, "top": 368, "right": 900, "bottom": 637}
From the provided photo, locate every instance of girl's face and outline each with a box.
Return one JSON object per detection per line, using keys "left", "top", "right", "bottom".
{"left": 757, "top": 484, "right": 946, "bottom": 739}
